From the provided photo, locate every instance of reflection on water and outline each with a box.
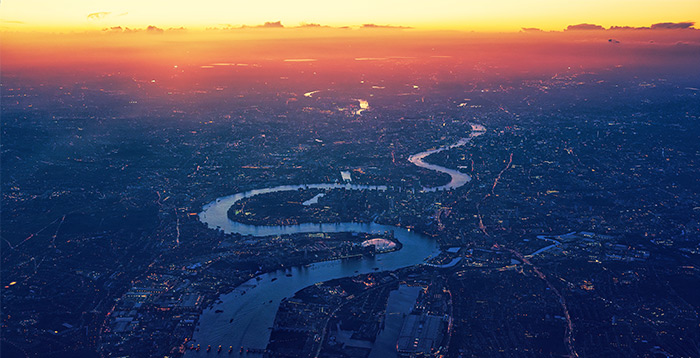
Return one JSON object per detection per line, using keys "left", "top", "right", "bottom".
{"left": 355, "top": 99, "right": 369, "bottom": 115}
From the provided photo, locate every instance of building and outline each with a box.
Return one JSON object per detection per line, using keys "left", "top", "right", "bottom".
{"left": 396, "top": 314, "right": 446, "bottom": 357}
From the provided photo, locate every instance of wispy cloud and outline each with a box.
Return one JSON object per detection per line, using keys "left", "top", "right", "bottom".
{"left": 100, "top": 25, "right": 177, "bottom": 33}
{"left": 87, "top": 12, "right": 111, "bottom": 20}
{"left": 566, "top": 23, "right": 605, "bottom": 31}
{"left": 205, "top": 21, "right": 412, "bottom": 31}
{"left": 298, "top": 23, "right": 325, "bottom": 28}
{"left": 361, "top": 24, "right": 412, "bottom": 29}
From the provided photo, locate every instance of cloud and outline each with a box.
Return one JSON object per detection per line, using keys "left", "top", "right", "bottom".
{"left": 205, "top": 22, "right": 409, "bottom": 31}
{"left": 566, "top": 23, "right": 605, "bottom": 31}
{"left": 146, "top": 25, "right": 164, "bottom": 33}
{"left": 258, "top": 21, "right": 284, "bottom": 28}
{"left": 101, "top": 26, "right": 183, "bottom": 33}
{"left": 651, "top": 22, "right": 695, "bottom": 30}
{"left": 608, "top": 22, "right": 696, "bottom": 30}
{"left": 361, "top": 24, "right": 412, "bottom": 29}
{"left": 521, "top": 27, "right": 543, "bottom": 32}
{"left": 233, "top": 21, "right": 285, "bottom": 29}
{"left": 608, "top": 21, "right": 696, "bottom": 30}
{"left": 608, "top": 26, "right": 649, "bottom": 30}
{"left": 87, "top": 12, "right": 111, "bottom": 20}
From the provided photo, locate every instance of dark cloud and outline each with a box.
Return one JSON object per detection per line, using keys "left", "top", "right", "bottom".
{"left": 566, "top": 23, "right": 605, "bottom": 31}
{"left": 361, "top": 24, "right": 412, "bottom": 29}
{"left": 87, "top": 12, "right": 111, "bottom": 20}
{"left": 521, "top": 27, "right": 543, "bottom": 32}
{"left": 651, "top": 22, "right": 695, "bottom": 29}
{"left": 608, "top": 22, "right": 696, "bottom": 30}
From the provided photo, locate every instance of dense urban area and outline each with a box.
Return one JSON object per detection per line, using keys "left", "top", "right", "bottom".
{"left": 2, "top": 52, "right": 700, "bottom": 358}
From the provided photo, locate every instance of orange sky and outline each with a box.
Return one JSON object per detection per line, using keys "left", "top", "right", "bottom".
{"left": 1, "top": 0, "right": 699, "bottom": 32}
{"left": 2, "top": 0, "right": 698, "bottom": 88}
{"left": 3, "top": 28, "right": 698, "bottom": 77}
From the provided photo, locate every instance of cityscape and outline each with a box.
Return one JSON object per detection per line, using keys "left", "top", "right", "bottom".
{"left": 2, "top": 2, "right": 700, "bottom": 358}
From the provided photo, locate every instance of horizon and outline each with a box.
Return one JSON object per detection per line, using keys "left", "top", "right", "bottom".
{"left": 1, "top": 20, "right": 699, "bottom": 33}
{"left": 3, "top": 21, "right": 698, "bottom": 83}
{"left": 1, "top": 0, "right": 699, "bottom": 32}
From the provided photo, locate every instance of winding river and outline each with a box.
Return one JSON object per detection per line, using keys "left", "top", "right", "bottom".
{"left": 187, "top": 124, "right": 486, "bottom": 356}
{"left": 409, "top": 123, "right": 486, "bottom": 191}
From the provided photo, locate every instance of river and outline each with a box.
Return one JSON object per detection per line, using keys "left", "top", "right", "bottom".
{"left": 408, "top": 123, "right": 485, "bottom": 191}
{"left": 187, "top": 124, "right": 485, "bottom": 356}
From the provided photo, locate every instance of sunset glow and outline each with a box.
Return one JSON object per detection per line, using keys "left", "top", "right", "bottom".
{"left": 3, "top": 0, "right": 698, "bottom": 82}
{"left": 1, "top": 0, "right": 699, "bottom": 31}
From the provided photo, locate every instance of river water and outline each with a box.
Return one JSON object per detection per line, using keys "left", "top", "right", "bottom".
{"left": 187, "top": 124, "right": 485, "bottom": 356}
{"left": 408, "top": 123, "right": 486, "bottom": 192}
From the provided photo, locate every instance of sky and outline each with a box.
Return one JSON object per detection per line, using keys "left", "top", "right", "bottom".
{"left": 1, "top": 0, "right": 699, "bottom": 32}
